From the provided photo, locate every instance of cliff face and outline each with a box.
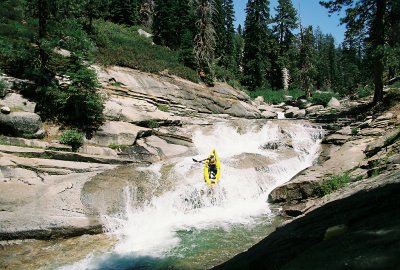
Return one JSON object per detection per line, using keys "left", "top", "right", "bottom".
{"left": 212, "top": 92, "right": 400, "bottom": 270}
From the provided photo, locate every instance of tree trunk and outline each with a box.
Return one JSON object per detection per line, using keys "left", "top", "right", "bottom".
{"left": 372, "top": 0, "right": 385, "bottom": 104}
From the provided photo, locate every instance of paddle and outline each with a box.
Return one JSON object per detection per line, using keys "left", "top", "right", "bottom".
{"left": 192, "top": 158, "right": 207, "bottom": 163}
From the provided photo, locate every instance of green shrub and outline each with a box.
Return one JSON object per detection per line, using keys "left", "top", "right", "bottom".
{"left": 59, "top": 129, "right": 84, "bottom": 151}
{"left": 147, "top": 120, "right": 160, "bottom": 129}
{"left": 351, "top": 127, "right": 359, "bottom": 136}
{"left": 317, "top": 173, "right": 351, "bottom": 196}
{"left": 309, "top": 91, "right": 338, "bottom": 106}
{"left": 356, "top": 85, "right": 373, "bottom": 98}
{"left": 0, "top": 79, "right": 7, "bottom": 97}
{"left": 157, "top": 104, "right": 169, "bottom": 112}
{"left": 36, "top": 57, "right": 105, "bottom": 131}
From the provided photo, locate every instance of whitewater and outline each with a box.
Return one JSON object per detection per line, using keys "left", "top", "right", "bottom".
{"left": 60, "top": 120, "right": 325, "bottom": 270}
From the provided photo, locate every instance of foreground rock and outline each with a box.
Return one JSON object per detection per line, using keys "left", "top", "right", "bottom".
{"left": 212, "top": 170, "right": 400, "bottom": 270}
{"left": 0, "top": 151, "right": 117, "bottom": 240}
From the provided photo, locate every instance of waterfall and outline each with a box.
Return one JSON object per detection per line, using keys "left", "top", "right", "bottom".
{"left": 105, "top": 121, "right": 324, "bottom": 254}
{"left": 60, "top": 120, "right": 325, "bottom": 269}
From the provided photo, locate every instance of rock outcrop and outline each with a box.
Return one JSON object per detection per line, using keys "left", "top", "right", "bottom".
{"left": 268, "top": 101, "right": 400, "bottom": 213}
{"left": 212, "top": 92, "right": 400, "bottom": 270}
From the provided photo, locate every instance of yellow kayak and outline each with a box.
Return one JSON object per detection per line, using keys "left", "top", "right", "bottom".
{"left": 204, "top": 149, "right": 221, "bottom": 187}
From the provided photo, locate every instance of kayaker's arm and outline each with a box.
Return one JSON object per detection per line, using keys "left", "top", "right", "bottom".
{"left": 192, "top": 158, "right": 208, "bottom": 163}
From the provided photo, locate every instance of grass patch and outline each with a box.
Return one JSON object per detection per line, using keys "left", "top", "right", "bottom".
{"left": 157, "top": 104, "right": 169, "bottom": 112}
{"left": 108, "top": 144, "right": 130, "bottom": 150}
{"left": 317, "top": 173, "right": 351, "bottom": 196}
{"left": 92, "top": 20, "right": 199, "bottom": 83}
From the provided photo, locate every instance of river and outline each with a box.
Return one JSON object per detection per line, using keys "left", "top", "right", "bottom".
{"left": 1, "top": 119, "right": 325, "bottom": 270}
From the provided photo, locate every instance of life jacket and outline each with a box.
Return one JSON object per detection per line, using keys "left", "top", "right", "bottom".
{"left": 209, "top": 156, "right": 216, "bottom": 165}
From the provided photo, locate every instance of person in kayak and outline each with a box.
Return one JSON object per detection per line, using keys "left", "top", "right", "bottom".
{"left": 208, "top": 152, "right": 217, "bottom": 180}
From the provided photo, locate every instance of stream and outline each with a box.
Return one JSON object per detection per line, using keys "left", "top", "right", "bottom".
{"left": 2, "top": 120, "right": 325, "bottom": 270}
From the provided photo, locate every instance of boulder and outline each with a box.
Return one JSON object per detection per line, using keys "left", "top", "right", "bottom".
{"left": 225, "top": 100, "right": 262, "bottom": 119}
{"left": 138, "top": 28, "right": 152, "bottom": 38}
{"left": 0, "top": 112, "right": 42, "bottom": 137}
{"left": 261, "top": 110, "right": 277, "bottom": 119}
{"left": 1, "top": 106, "right": 10, "bottom": 114}
{"left": 284, "top": 107, "right": 306, "bottom": 119}
{"left": 254, "top": 96, "right": 264, "bottom": 106}
{"left": 327, "top": 97, "right": 341, "bottom": 108}
{"left": 305, "top": 105, "right": 324, "bottom": 115}
{"left": 258, "top": 104, "right": 274, "bottom": 112}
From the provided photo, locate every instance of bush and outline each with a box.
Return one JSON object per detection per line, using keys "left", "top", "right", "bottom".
{"left": 309, "top": 91, "right": 338, "bottom": 106}
{"left": 356, "top": 85, "right": 373, "bottom": 98}
{"left": 36, "top": 56, "right": 105, "bottom": 131}
{"left": 59, "top": 129, "right": 84, "bottom": 151}
{"left": 317, "top": 173, "right": 351, "bottom": 196}
{"left": 351, "top": 127, "right": 359, "bottom": 136}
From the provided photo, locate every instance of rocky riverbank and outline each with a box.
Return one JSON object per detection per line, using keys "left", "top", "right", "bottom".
{"left": 0, "top": 65, "right": 345, "bottom": 241}
{"left": 212, "top": 89, "right": 400, "bottom": 269}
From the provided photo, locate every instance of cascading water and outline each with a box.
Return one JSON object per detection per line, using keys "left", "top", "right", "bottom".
{"left": 60, "top": 120, "right": 325, "bottom": 270}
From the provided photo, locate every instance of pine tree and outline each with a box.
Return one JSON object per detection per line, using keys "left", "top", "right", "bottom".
{"left": 299, "top": 26, "right": 316, "bottom": 98}
{"left": 179, "top": 29, "right": 197, "bottom": 69}
{"left": 337, "top": 39, "right": 363, "bottom": 95}
{"left": 110, "top": 0, "right": 138, "bottom": 26}
{"left": 271, "top": 0, "right": 297, "bottom": 89}
{"left": 214, "top": 0, "right": 225, "bottom": 61}
{"left": 153, "top": 0, "right": 176, "bottom": 47}
{"left": 386, "top": 0, "right": 400, "bottom": 79}
{"left": 320, "top": 0, "right": 390, "bottom": 104}
{"left": 194, "top": 0, "right": 216, "bottom": 85}
{"left": 222, "top": 0, "right": 236, "bottom": 70}
{"left": 273, "top": 0, "right": 297, "bottom": 65}
{"left": 153, "top": 0, "right": 193, "bottom": 49}
{"left": 242, "top": 0, "right": 271, "bottom": 90}
{"left": 233, "top": 25, "right": 244, "bottom": 77}
{"left": 83, "top": 0, "right": 111, "bottom": 33}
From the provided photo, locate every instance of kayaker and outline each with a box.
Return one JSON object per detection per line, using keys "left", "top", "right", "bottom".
{"left": 208, "top": 152, "right": 217, "bottom": 179}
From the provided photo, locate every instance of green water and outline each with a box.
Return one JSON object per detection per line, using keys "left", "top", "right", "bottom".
{"left": 0, "top": 214, "right": 284, "bottom": 270}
